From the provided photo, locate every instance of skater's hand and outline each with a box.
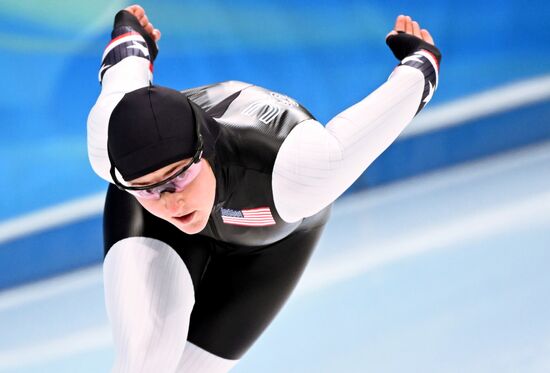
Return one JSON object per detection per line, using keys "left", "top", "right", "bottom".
{"left": 384, "top": 14, "right": 441, "bottom": 64}
{"left": 386, "top": 15, "right": 434, "bottom": 47}
{"left": 124, "top": 4, "right": 161, "bottom": 42}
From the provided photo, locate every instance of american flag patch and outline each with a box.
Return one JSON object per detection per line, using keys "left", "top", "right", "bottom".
{"left": 221, "top": 207, "right": 276, "bottom": 227}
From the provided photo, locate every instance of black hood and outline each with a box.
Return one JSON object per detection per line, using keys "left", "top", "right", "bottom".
{"left": 107, "top": 84, "right": 218, "bottom": 181}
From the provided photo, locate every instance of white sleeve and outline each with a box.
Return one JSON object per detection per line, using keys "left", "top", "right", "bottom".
{"left": 86, "top": 34, "right": 152, "bottom": 183}
{"left": 272, "top": 65, "right": 428, "bottom": 222}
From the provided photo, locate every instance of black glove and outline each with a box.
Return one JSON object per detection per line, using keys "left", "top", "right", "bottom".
{"left": 113, "top": 10, "right": 159, "bottom": 62}
{"left": 386, "top": 31, "right": 441, "bottom": 65}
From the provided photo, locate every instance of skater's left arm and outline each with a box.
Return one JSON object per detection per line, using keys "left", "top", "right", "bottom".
{"left": 273, "top": 15, "right": 441, "bottom": 222}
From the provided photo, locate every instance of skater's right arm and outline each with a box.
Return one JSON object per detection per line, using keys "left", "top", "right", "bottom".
{"left": 87, "top": 5, "right": 161, "bottom": 182}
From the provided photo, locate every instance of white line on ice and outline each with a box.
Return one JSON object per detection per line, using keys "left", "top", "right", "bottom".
{"left": 0, "top": 266, "right": 103, "bottom": 312}
{"left": 0, "top": 192, "right": 105, "bottom": 245}
{"left": 0, "top": 326, "right": 112, "bottom": 371}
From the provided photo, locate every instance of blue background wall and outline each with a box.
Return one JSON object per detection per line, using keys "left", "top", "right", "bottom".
{"left": 0, "top": 0, "right": 549, "bottom": 289}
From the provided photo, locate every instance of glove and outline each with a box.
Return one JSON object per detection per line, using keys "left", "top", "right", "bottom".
{"left": 113, "top": 10, "right": 159, "bottom": 62}
{"left": 386, "top": 31, "right": 441, "bottom": 65}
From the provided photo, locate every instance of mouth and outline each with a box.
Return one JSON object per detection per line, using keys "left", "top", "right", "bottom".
{"left": 173, "top": 211, "right": 196, "bottom": 225}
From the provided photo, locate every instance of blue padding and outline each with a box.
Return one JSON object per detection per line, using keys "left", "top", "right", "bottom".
{"left": 349, "top": 100, "right": 550, "bottom": 192}
{"left": 0, "top": 217, "right": 103, "bottom": 290}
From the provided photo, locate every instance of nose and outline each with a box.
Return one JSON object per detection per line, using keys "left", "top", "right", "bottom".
{"left": 161, "top": 190, "right": 185, "bottom": 214}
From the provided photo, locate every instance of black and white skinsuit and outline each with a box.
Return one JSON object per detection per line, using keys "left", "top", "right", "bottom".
{"left": 87, "top": 10, "right": 439, "bottom": 373}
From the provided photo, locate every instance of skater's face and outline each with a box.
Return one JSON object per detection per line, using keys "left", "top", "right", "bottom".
{"left": 129, "top": 158, "right": 216, "bottom": 235}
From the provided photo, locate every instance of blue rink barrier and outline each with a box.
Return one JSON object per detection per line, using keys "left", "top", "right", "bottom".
{"left": 0, "top": 97, "right": 549, "bottom": 291}
{"left": 354, "top": 99, "right": 550, "bottom": 190}
{"left": 0, "top": 217, "right": 103, "bottom": 290}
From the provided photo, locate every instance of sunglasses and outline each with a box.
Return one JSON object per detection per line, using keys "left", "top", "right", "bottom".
{"left": 114, "top": 156, "right": 203, "bottom": 200}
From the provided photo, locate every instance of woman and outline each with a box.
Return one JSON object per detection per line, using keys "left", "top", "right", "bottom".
{"left": 88, "top": 4, "right": 440, "bottom": 372}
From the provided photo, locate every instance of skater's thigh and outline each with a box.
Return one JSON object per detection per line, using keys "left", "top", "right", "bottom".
{"left": 187, "top": 224, "right": 327, "bottom": 360}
